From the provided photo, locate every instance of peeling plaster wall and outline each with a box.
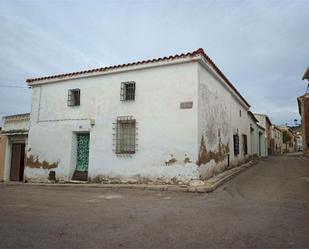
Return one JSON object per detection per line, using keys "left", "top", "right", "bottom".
{"left": 26, "top": 62, "right": 199, "bottom": 183}
{"left": 197, "top": 63, "right": 255, "bottom": 180}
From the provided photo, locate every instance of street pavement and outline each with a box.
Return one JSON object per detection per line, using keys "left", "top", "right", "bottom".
{"left": 0, "top": 156, "right": 308, "bottom": 248}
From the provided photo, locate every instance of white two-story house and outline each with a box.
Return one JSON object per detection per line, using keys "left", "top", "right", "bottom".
{"left": 24, "top": 48, "right": 260, "bottom": 183}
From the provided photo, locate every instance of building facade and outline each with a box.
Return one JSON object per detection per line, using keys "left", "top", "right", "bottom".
{"left": 0, "top": 129, "right": 7, "bottom": 181}
{"left": 270, "top": 125, "right": 283, "bottom": 154}
{"left": 298, "top": 67, "right": 309, "bottom": 158}
{"left": 23, "top": 49, "right": 262, "bottom": 183}
{"left": 297, "top": 93, "right": 309, "bottom": 157}
{"left": 256, "top": 124, "right": 267, "bottom": 157}
{"left": 254, "top": 113, "right": 272, "bottom": 156}
{"left": 1, "top": 113, "right": 30, "bottom": 181}
{"left": 290, "top": 125, "right": 303, "bottom": 151}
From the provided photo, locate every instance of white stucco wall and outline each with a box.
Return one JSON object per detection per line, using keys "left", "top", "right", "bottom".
{"left": 25, "top": 62, "right": 200, "bottom": 183}
{"left": 197, "top": 63, "right": 254, "bottom": 179}
{"left": 2, "top": 114, "right": 30, "bottom": 132}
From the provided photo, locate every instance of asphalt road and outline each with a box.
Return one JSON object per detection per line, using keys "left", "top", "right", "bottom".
{"left": 0, "top": 156, "right": 309, "bottom": 249}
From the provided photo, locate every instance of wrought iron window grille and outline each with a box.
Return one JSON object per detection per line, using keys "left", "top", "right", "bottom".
{"left": 68, "top": 89, "right": 80, "bottom": 106}
{"left": 112, "top": 116, "right": 138, "bottom": 156}
{"left": 120, "top": 82, "right": 136, "bottom": 101}
{"left": 242, "top": 134, "right": 248, "bottom": 155}
{"left": 233, "top": 134, "right": 239, "bottom": 156}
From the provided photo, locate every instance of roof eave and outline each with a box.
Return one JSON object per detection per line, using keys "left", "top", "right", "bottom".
{"left": 198, "top": 57, "right": 250, "bottom": 109}
{"left": 27, "top": 56, "right": 201, "bottom": 86}
{"left": 248, "top": 111, "right": 259, "bottom": 123}
{"left": 302, "top": 67, "right": 309, "bottom": 80}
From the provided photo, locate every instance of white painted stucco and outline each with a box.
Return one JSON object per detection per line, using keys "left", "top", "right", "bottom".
{"left": 197, "top": 62, "right": 258, "bottom": 179}
{"left": 2, "top": 114, "right": 30, "bottom": 133}
{"left": 26, "top": 62, "right": 200, "bottom": 183}
{"left": 25, "top": 55, "right": 263, "bottom": 183}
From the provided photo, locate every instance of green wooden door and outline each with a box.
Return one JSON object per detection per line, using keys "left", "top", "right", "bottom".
{"left": 76, "top": 134, "right": 90, "bottom": 171}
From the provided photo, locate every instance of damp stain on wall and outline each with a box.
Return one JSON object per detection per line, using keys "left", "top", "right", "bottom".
{"left": 196, "top": 135, "right": 229, "bottom": 166}
{"left": 26, "top": 154, "right": 59, "bottom": 170}
{"left": 165, "top": 155, "right": 177, "bottom": 166}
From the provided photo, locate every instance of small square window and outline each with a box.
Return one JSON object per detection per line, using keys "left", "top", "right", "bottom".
{"left": 121, "top": 82, "right": 135, "bottom": 101}
{"left": 68, "top": 89, "right": 80, "bottom": 106}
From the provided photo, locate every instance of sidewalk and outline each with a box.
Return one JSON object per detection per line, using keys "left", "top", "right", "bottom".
{"left": 2, "top": 159, "right": 260, "bottom": 193}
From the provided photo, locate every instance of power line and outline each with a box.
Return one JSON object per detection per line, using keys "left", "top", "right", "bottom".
{"left": 0, "top": 84, "right": 29, "bottom": 89}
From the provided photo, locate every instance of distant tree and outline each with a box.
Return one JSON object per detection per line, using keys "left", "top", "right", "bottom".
{"left": 282, "top": 130, "right": 292, "bottom": 152}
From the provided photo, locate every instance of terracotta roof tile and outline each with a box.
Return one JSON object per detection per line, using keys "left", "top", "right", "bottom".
{"left": 26, "top": 48, "right": 250, "bottom": 107}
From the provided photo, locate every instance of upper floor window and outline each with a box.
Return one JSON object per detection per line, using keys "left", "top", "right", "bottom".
{"left": 121, "top": 82, "right": 135, "bottom": 101}
{"left": 68, "top": 89, "right": 80, "bottom": 106}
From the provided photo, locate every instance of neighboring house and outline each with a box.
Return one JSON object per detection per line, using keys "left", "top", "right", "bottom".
{"left": 1, "top": 113, "right": 30, "bottom": 181}
{"left": 270, "top": 125, "right": 283, "bottom": 154}
{"left": 248, "top": 111, "right": 266, "bottom": 158}
{"left": 0, "top": 127, "right": 6, "bottom": 181}
{"left": 254, "top": 113, "right": 272, "bottom": 156}
{"left": 290, "top": 125, "right": 303, "bottom": 151}
{"left": 297, "top": 94, "right": 309, "bottom": 157}
{"left": 297, "top": 67, "right": 309, "bottom": 158}
{"left": 256, "top": 124, "right": 267, "bottom": 157}
{"left": 24, "top": 48, "right": 261, "bottom": 183}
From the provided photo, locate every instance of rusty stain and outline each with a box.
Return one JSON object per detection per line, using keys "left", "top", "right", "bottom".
{"left": 26, "top": 154, "right": 59, "bottom": 170}
{"left": 165, "top": 154, "right": 177, "bottom": 166}
{"left": 196, "top": 136, "right": 229, "bottom": 166}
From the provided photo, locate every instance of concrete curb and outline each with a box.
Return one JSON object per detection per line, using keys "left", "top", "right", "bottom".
{"left": 187, "top": 159, "right": 259, "bottom": 193}
{"left": 1, "top": 159, "right": 259, "bottom": 193}
{"left": 2, "top": 182, "right": 189, "bottom": 192}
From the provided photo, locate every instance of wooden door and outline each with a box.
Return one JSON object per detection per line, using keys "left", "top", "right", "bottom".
{"left": 10, "top": 143, "right": 25, "bottom": 181}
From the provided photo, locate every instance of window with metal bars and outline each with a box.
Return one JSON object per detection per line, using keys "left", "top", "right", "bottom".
{"left": 114, "top": 116, "right": 137, "bottom": 154}
{"left": 242, "top": 134, "right": 248, "bottom": 155}
{"left": 233, "top": 134, "right": 239, "bottom": 156}
{"left": 120, "top": 82, "right": 135, "bottom": 101}
{"left": 68, "top": 89, "right": 80, "bottom": 106}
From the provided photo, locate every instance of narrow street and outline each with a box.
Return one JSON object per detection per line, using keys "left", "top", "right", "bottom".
{"left": 0, "top": 156, "right": 308, "bottom": 249}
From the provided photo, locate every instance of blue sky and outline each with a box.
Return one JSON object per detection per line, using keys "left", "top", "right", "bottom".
{"left": 0, "top": 0, "right": 308, "bottom": 125}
